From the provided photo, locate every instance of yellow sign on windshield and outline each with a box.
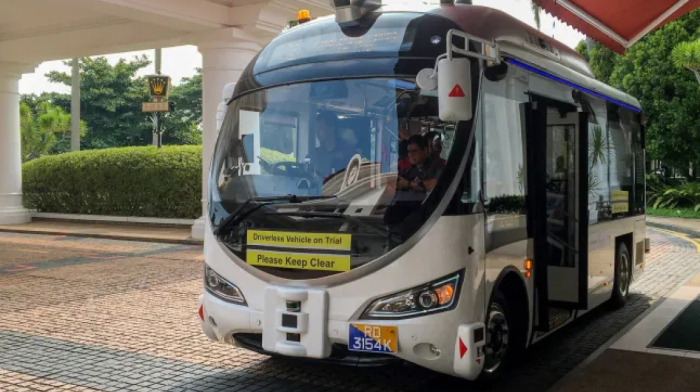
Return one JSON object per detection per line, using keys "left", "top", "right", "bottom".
{"left": 247, "top": 250, "right": 351, "bottom": 272}
{"left": 611, "top": 190, "right": 629, "bottom": 214}
{"left": 247, "top": 230, "right": 351, "bottom": 251}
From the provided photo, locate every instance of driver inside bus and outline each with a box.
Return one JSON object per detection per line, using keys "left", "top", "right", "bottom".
{"left": 397, "top": 135, "right": 444, "bottom": 193}
{"left": 313, "top": 111, "right": 356, "bottom": 178}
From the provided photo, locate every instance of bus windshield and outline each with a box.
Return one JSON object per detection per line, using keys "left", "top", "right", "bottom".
{"left": 209, "top": 78, "right": 459, "bottom": 278}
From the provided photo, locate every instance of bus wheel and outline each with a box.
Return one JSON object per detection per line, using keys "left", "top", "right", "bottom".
{"left": 481, "top": 291, "right": 514, "bottom": 379}
{"left": 610, "top": 242, "right": 631, "bottom": 309}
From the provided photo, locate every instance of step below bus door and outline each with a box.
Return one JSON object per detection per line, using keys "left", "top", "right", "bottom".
{"left": 525, "top": 97, "right": 589, "bottom": 332}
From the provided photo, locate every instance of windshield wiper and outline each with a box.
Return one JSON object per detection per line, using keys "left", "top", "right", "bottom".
{"left": 214, "top": 194, "right": 337, "bottom": 236}
{"left": 263, "top": 210, "right": 401, "bottom": 242}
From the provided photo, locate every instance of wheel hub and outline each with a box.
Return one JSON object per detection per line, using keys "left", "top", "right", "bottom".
{"left": 620, "top": 252, "right": 630, "bottom": 296}
{"left": 484, "top": 302, "right": 510, "bottom": 373}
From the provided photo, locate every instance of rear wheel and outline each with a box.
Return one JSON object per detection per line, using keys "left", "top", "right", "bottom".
{"left": 610, "top": 242, "right": 631, "bottom": 308}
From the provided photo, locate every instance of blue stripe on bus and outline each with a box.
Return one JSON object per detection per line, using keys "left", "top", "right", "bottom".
{"left": 506, "top": 58, "right": 642, "bottom": 113}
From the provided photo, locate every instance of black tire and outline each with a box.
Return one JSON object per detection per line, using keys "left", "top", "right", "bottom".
{"left": 478, "top": 290, "right": 524, "bottom": 383}
{"left": 610, "top": 242, "right": 631, "bottom": 309}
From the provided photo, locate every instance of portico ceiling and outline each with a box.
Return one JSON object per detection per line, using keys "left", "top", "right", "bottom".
{"left": 0, "top": 0, "right": 332, "bottom": 64}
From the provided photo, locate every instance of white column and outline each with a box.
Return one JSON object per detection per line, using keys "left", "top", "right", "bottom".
{"left": 0, "top": 62, "right": 35, "bottom": 225}
{"left": 70, "top": 58, "right": 81, "bottom": 152}
{"left": 191, "top": 38, "right": 260, "bottom": 240}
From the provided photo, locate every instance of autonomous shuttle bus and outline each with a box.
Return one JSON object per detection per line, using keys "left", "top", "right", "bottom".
{"left": 199, "top": 0, "right": 647, "bottom": 380}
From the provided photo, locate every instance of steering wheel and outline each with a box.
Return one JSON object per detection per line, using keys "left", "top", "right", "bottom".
{"left": 271, "top": 161, "right": 306, "bottom": 177}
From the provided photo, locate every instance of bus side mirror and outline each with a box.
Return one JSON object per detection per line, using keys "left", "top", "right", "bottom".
{"left": 417, "top": 30, "right": 499, "bottom": 122}
{"left": 437, "top": 57, "right": 472, "bottom": 122}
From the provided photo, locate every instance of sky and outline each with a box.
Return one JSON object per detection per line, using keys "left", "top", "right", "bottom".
{"left": 18, "top": 0, "right": 585, "bottom": 95}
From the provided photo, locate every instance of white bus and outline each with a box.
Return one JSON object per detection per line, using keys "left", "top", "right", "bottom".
{"left": 199, "top": 0, "right": 647, "bottom": 381}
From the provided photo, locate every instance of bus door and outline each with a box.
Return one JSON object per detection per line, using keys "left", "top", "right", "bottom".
{"left": 526, "top": 96, "right": 588, "bottom": 332}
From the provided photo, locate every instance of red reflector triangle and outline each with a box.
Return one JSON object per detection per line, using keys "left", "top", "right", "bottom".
{"left": 459, "top": 337, "right": 468, "bottom": 359}
{"left": 198, "top": 305, "right": 204, "bottom": 321}
{"left": 476, "top": 358, "right": 482, "bottom": 365}
{"left": 449, "top": 84, "right": 466, "bottom": 98}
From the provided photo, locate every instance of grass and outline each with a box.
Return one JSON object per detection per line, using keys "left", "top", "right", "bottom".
{"left": 647, "top": 207, "right": 700, "bottom": 219}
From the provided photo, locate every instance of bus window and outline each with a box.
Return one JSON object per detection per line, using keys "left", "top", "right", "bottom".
{"left": 481, "top": 73, "right": 528, "bottom": 251}
{"left": 586, "top": 96, "right": 612, "bottom": 224}
{"left": 631, "top": 113, "right": 645, "bottom": 215}
{"left": 607, "top": 104, "right": 634, "bottom": 219}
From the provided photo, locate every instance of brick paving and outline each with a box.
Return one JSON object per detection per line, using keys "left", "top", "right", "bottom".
{"left": 0, "top": 229, "right": 698, "bottom": 392}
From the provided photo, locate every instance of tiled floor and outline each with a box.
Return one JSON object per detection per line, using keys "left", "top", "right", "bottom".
{"left": 0, "top": 228, "right": 699, "bottom": 391}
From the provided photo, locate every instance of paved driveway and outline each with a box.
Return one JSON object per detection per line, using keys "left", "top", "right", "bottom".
{"left": 0, "top": 229, "right": 697, "bottom": 392}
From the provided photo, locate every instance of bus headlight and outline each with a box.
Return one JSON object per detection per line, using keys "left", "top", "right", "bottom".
{"left": 361, "top": 271, "right": 462, "bottom": 319}
{"left": 204, "top": 265, "right": 247, "bottom": 305}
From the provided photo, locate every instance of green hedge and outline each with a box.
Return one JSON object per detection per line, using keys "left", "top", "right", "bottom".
{"left": 23, "top": 146, "right": 202, "bottom": 219}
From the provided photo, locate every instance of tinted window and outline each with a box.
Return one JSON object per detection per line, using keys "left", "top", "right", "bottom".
{"left": 254, "top": 13, "right": 456, "bottom": 75}
{"left": 585, "top": 97, "right": 641, "bottom": 224}
{"left": 586, "top": 96, "right": 612, "bottom": 224}
{"left": 481, "top": 70, "right": 528, "bottom": 251}
{"left": 607, "top": 103, "right": 634, "bottom": 219}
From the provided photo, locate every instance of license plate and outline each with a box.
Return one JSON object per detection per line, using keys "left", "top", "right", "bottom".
{"left": 348, "top": 323, "right": 397, "bottom": 353}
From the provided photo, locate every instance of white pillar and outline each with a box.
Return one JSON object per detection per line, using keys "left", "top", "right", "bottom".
{"left": 191, "top": 38, "right": 260, "bottom": 240}
{"left": 70, "top": 58, "right": 80, "bottom": 152}
{"left": 152, "top": 48, "right": 162, "bottom": 147}
{"left": 0, "top": 62, "right": 35, "bottom": 225}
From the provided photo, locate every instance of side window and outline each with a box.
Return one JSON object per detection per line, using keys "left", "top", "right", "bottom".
{"left": 586, "top": 97, "right": 612, "bottom": 224}
{"left": 482, "top": 79, "right": 527, "bottom": 214}
{"left": 607, "top": 104, "right": 634, "bottom": 219}
{"left": 626, "top": 110, "right": 645, "bottom": 215}
{"left": 481, "top": 73, "right": 528, "bottom": 251}
{"left": 586, "top": 98, "right": 637, "bottom": 224}
{"left": 461, "top": 103, "right": 481, "bottom": 205}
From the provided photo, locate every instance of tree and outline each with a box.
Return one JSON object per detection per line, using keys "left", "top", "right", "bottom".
{"left": 20, "top": 102, "right": 54, "bottom": 162}
{"left": 575, "top": 39, "right": 618, "bottom": 84}
{"left": 575, "top": 40, "right": 589, "bottom": 62}
{"left": 163, "top": 68, "right": 202, "bottom": 145}
{"left": 35, "top": 101, "right": 88, "bottom": 154}
{"left": 606, "top": 10, "right": 700, "bottom": 179}
{"left": 19, "top": 101, "right": 84, "bottom": 161}
{"left": 531, "top": 1, "right": 541, "bottom": 30}
{"left": 517, "top": 0, "right": 542, "bottom": 30}
{"left": 44, "top": 56, "right": 202, "bottom": 149}
{"left": 46, "top": 56, "right": 153, "bottom": 149}
{"left": 672, "top": 40, "right": 700, "bottom": 83}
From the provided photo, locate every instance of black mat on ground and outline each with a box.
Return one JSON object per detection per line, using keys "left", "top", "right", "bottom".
{"left": 652, "top": 298, "right": 700, "bottom": 351}
{"left": 551, "top": 349, "right": 700, "bottom": 392}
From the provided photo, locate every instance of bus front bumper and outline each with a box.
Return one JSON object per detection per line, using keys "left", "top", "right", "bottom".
{"left": 198, "top": 290, "right": 485, "bottom": 379}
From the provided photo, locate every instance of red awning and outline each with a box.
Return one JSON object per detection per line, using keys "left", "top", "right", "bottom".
{"left": 533, "top": 0, "right": 700, "bottom": 53}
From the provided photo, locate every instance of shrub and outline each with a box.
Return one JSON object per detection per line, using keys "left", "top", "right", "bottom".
{"left": 648, "top": 181, "right": 700, "bottom": 211}
{"left": 23, "top": 146, "right": 202, "bottom": 219}
{"left": 488, "top": 194, "right": 526, "bottom": 214}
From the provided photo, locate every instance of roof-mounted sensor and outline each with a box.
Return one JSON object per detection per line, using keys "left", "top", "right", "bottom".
{"left": 331, "top": 0, "right": 382, "bottom": 26}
